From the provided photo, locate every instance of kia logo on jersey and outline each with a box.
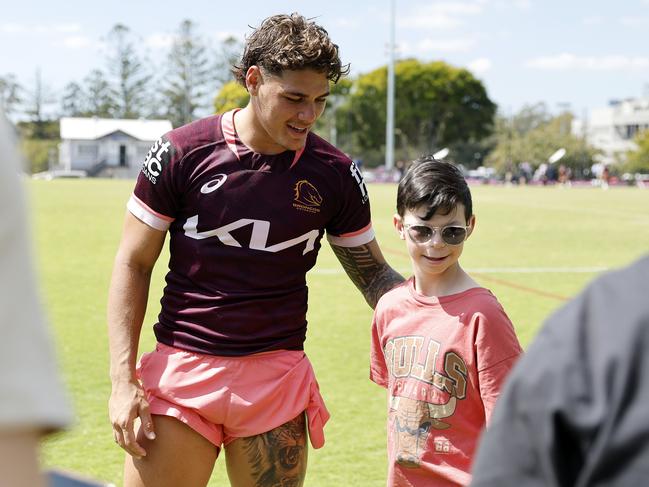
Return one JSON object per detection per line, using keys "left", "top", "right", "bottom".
{"left": 201, "top": 174, "right": 228, "bottom": 194}
{"left": 183, "top": 216, "right": 320, "bottom": 256}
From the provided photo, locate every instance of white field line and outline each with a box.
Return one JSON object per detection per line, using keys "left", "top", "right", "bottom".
{"left": 311, "top": 266, "right": 608, "bottom": 275}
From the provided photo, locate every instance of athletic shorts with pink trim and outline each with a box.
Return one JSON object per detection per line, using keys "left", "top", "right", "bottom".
{"left": 136, "top": 343, "right": 330, "bottom": 453}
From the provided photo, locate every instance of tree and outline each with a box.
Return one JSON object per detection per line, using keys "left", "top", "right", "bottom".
{"left": 163, "top": 19, "right": 213, "bottom": 127}
{"left": 624, "top": 129, "right": 649, "bottom": 174}
{"left": 214, "top": 36, "right": 243, "bottom": 86}
{"left": 0, "top": 73, "right": 22, "bottom": 116}
{"left": 213, "top": 81, "right": 249, "bottom": 114}
{"left": 486, "top": 105, "right": 599, "bottom": 177}
{"left": 61, "top": 82, "right": 86, "bottom": 117}
{"left": 24, "top": 69, "right": 57, "bottom": 139}
{"left": 313, "top": 78, "right": 353, "bottom": 146}
{"left": 104, "top": 24, "right": 152, "bottom": 118}
{"left": 336, "top": 59, "right": 496, "bottom": 166}
{"left": 82, "top": 69, "right": 115, "bottom": 117}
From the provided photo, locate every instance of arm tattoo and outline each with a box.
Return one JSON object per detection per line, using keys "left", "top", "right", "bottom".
{"left": 241, "top": 414, "right": 307, "bottom": 487}
{"left": 331, "top": 244, "right": 404, "bottom": 308}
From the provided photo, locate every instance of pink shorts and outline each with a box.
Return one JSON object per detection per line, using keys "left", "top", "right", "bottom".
{"left": 136, "top": 343, "right": 329, "bottom": 452}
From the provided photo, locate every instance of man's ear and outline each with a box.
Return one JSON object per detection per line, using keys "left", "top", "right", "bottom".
{"left": 245, "top": 66, "right": 262, "bottom": 95}
{"left": 394, "top": 214, "right": 405, "bottom": 239}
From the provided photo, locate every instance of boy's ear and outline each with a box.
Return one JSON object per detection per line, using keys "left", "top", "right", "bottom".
{"left": 393, "top": 214, "right": 405, "bottom": 239}
{"left": 245, "top": 66, "right": 262, "bottom": 95}
{"left": 467, "top": 214, "right": 476, "bottom": 237}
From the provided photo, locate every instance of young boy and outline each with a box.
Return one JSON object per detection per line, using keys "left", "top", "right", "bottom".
{"left": 370, "top": 157, "right": 522, "bottom": 486}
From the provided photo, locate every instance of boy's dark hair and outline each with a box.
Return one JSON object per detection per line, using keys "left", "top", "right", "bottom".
{"left": 233, "top": 13, "right": 350, "bottom": 86}
{"left": 396, "top": 156, "right": 473, "bottom": 222}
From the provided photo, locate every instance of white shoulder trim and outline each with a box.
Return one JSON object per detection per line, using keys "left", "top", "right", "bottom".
{"left": 327, "top": 225, "right": 375, "bottom": 247}
{"left": 127, "top": 195, "right": 172, "bottom": 232}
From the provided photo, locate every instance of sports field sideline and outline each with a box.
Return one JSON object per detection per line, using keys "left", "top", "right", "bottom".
{"left": 27, "top": 179, "right": 648, "bottom": 486}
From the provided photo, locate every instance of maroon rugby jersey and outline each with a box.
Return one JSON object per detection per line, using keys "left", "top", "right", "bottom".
{"left": 128, "top": 110, "right": 374, "bottom": 356}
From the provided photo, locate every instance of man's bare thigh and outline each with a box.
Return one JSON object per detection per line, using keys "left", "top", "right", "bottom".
{"left": 123, "top": 415, "right": 218, "bottom": 487}
{"left": 225, "top": 412, "right": 308, "bottom": 487}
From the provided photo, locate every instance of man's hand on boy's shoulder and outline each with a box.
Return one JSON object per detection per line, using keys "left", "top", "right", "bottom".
{"left": 330, "top": 239, "right": 404, "bottom": 309}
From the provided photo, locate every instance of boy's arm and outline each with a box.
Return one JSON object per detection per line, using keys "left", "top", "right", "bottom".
{"left": 475, "top": 301, "right": 523, "bottom": 424}
{"left": 330, "top": 238, "right": 404, "bottom": 309}
{"left": 478, "top": 357, "right": 521, "bottom": 423}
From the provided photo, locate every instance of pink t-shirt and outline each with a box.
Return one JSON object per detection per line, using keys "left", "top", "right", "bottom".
{"left": 370, "top": 278, "right": 522, "bottom": 487}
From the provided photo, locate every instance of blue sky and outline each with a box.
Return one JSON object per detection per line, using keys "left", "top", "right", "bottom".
{"left": 2, "top": 0, "right": 649, "bottom": 117}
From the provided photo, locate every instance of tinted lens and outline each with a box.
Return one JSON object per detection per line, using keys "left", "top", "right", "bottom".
{"left": 441, "top": 226, "right": 467, "bottom": 245}
{"left": 406, "top": 225, "right": 433, "bottom": 243}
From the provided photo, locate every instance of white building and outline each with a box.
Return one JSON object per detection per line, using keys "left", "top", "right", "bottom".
{"left": 59, "top": 117, "right": 173, "bottom": 178}
{"left": 574, "top": 97, "right": 649, "bottom": 165}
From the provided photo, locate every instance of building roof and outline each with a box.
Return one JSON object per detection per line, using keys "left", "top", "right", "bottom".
{"left": 60, "top": 117, "right": 173, "bottom": 141}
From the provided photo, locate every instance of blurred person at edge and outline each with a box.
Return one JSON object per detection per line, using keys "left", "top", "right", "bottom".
{"left": 471, "top": 255, "right": 649, "bottom": 487}
{"left": 0, "top": 109, "right": 72, "bottom": 486}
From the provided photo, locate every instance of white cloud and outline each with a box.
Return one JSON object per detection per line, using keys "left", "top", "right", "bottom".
{"left": 468, "top": 57, "right": 492, "bottom": 73}
{"left": 490, "top": 0, "right": 532, "bottom": 9}
{"left": 335, "top": 17, "right": 360, "bottom": 28}
{"left": 145, "top": 33, "right": 175, "bottom": 49}
{"left": 60, "top": 36, "right": 91, "bottom": 49}
{"left": 213, "top": 30, "right": 244, "bottom": 42}
{"left": 1, "top": 22, "right": 82, "bottom": 35}
{"left": 582, "top": 16, "right": 603, "bottom": 26}
{"left": 54, "top": 23, "right": 82, "bottom": 33}
{"left": 513, "top": 0, "right": 532, "bottom": 9}
{"left": 525, "top": 53, "right": 649, "bottom": 70}
{"left": 619, "top": 16, "right": 649, "bottom": 26}
{"left": 399, "top": 1, "right": 485, "bottom": 29}
{"left": 417, "top": 38, "right": 476, "bottom": 53}
{"left": 1, "top": 23, "right": 26, "bottom": 33}
{"left": 398, "top": 13, "right": 463, "bottom": 29}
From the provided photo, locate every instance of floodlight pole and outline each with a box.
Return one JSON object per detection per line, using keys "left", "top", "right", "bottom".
{"left": 385, "top": 0, "right": 396, "bottom": 170}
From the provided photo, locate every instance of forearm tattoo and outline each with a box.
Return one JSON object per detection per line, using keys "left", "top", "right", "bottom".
{"left": 242, "top": 414, "right": 307, "bottom": 487}
{"left": 331, "top": 244, "right": 404, "bottom": 308}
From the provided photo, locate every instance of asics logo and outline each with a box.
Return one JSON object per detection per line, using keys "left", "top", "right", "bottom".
{"left": 183, "top": 216, "right": 320, "bottom": 255}
{"left": 201, "top": 174, "right": 228, "bottom": 194}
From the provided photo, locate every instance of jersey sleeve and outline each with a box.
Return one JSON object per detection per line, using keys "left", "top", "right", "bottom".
{"left": 326, "top": 160, "right": 375, "bottom": 248}
{"left": 127, "top": 134, "right": 183, "bottom": 231}
{"left": 474, "top": 294, "right": 523, "bottom": 422}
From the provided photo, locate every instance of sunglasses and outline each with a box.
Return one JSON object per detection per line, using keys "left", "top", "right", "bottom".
{"left": 403, "top": 223, "right": 470, "bottom": 246}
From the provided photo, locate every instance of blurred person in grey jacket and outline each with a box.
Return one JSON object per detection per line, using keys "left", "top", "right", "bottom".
{"left": 471, "top": 254, "right": 649, "bottom": 487}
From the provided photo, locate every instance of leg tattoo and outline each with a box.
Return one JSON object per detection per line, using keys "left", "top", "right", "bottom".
{"left": 242, "top": 414, "right": 307, "bottom": 487}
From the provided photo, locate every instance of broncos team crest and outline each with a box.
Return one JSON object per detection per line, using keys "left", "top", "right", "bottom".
{"left": 293, "top": 179, "right": 323, "bottom": 214}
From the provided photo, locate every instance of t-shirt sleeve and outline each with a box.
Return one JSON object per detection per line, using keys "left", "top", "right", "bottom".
{"left": 471, "top": 326, "right": 570, "bottom": 487}
{"left": 127, "top": 133, "right": 183, "bottom": 231}
{"left": 326, "top": 160, "right": 375, "bottom": 248}
{"left": 369, "top": 305, "right": 389, "bottom": 388}
{"left": 474, "top": 295, "right": 523, "bottom": 423}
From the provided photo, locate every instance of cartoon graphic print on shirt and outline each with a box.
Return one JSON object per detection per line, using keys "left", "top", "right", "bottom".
{"left": 384, "top": 334, "right": 468, "bottom": 469}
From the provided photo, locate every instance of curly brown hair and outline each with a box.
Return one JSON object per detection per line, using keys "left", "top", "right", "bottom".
{"left": 233, "top": 13, "right": 350, "bottom": 85}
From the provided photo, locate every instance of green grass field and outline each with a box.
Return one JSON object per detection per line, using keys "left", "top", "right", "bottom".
{"left": 27, "top": 179, "right": 649, "bottom": 486}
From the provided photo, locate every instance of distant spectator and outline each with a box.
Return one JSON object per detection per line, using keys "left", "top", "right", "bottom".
{"left": 601, "top": 165, "right": 610, "bottom": 190}
{"left": 518, "top": 161, "right": 532, "bottom": 185}
{"left": 395, "top": 159, "right": 407, "bottom": 180}
{"left": 557, "top": 164, "right": 571, "bottom": 187}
